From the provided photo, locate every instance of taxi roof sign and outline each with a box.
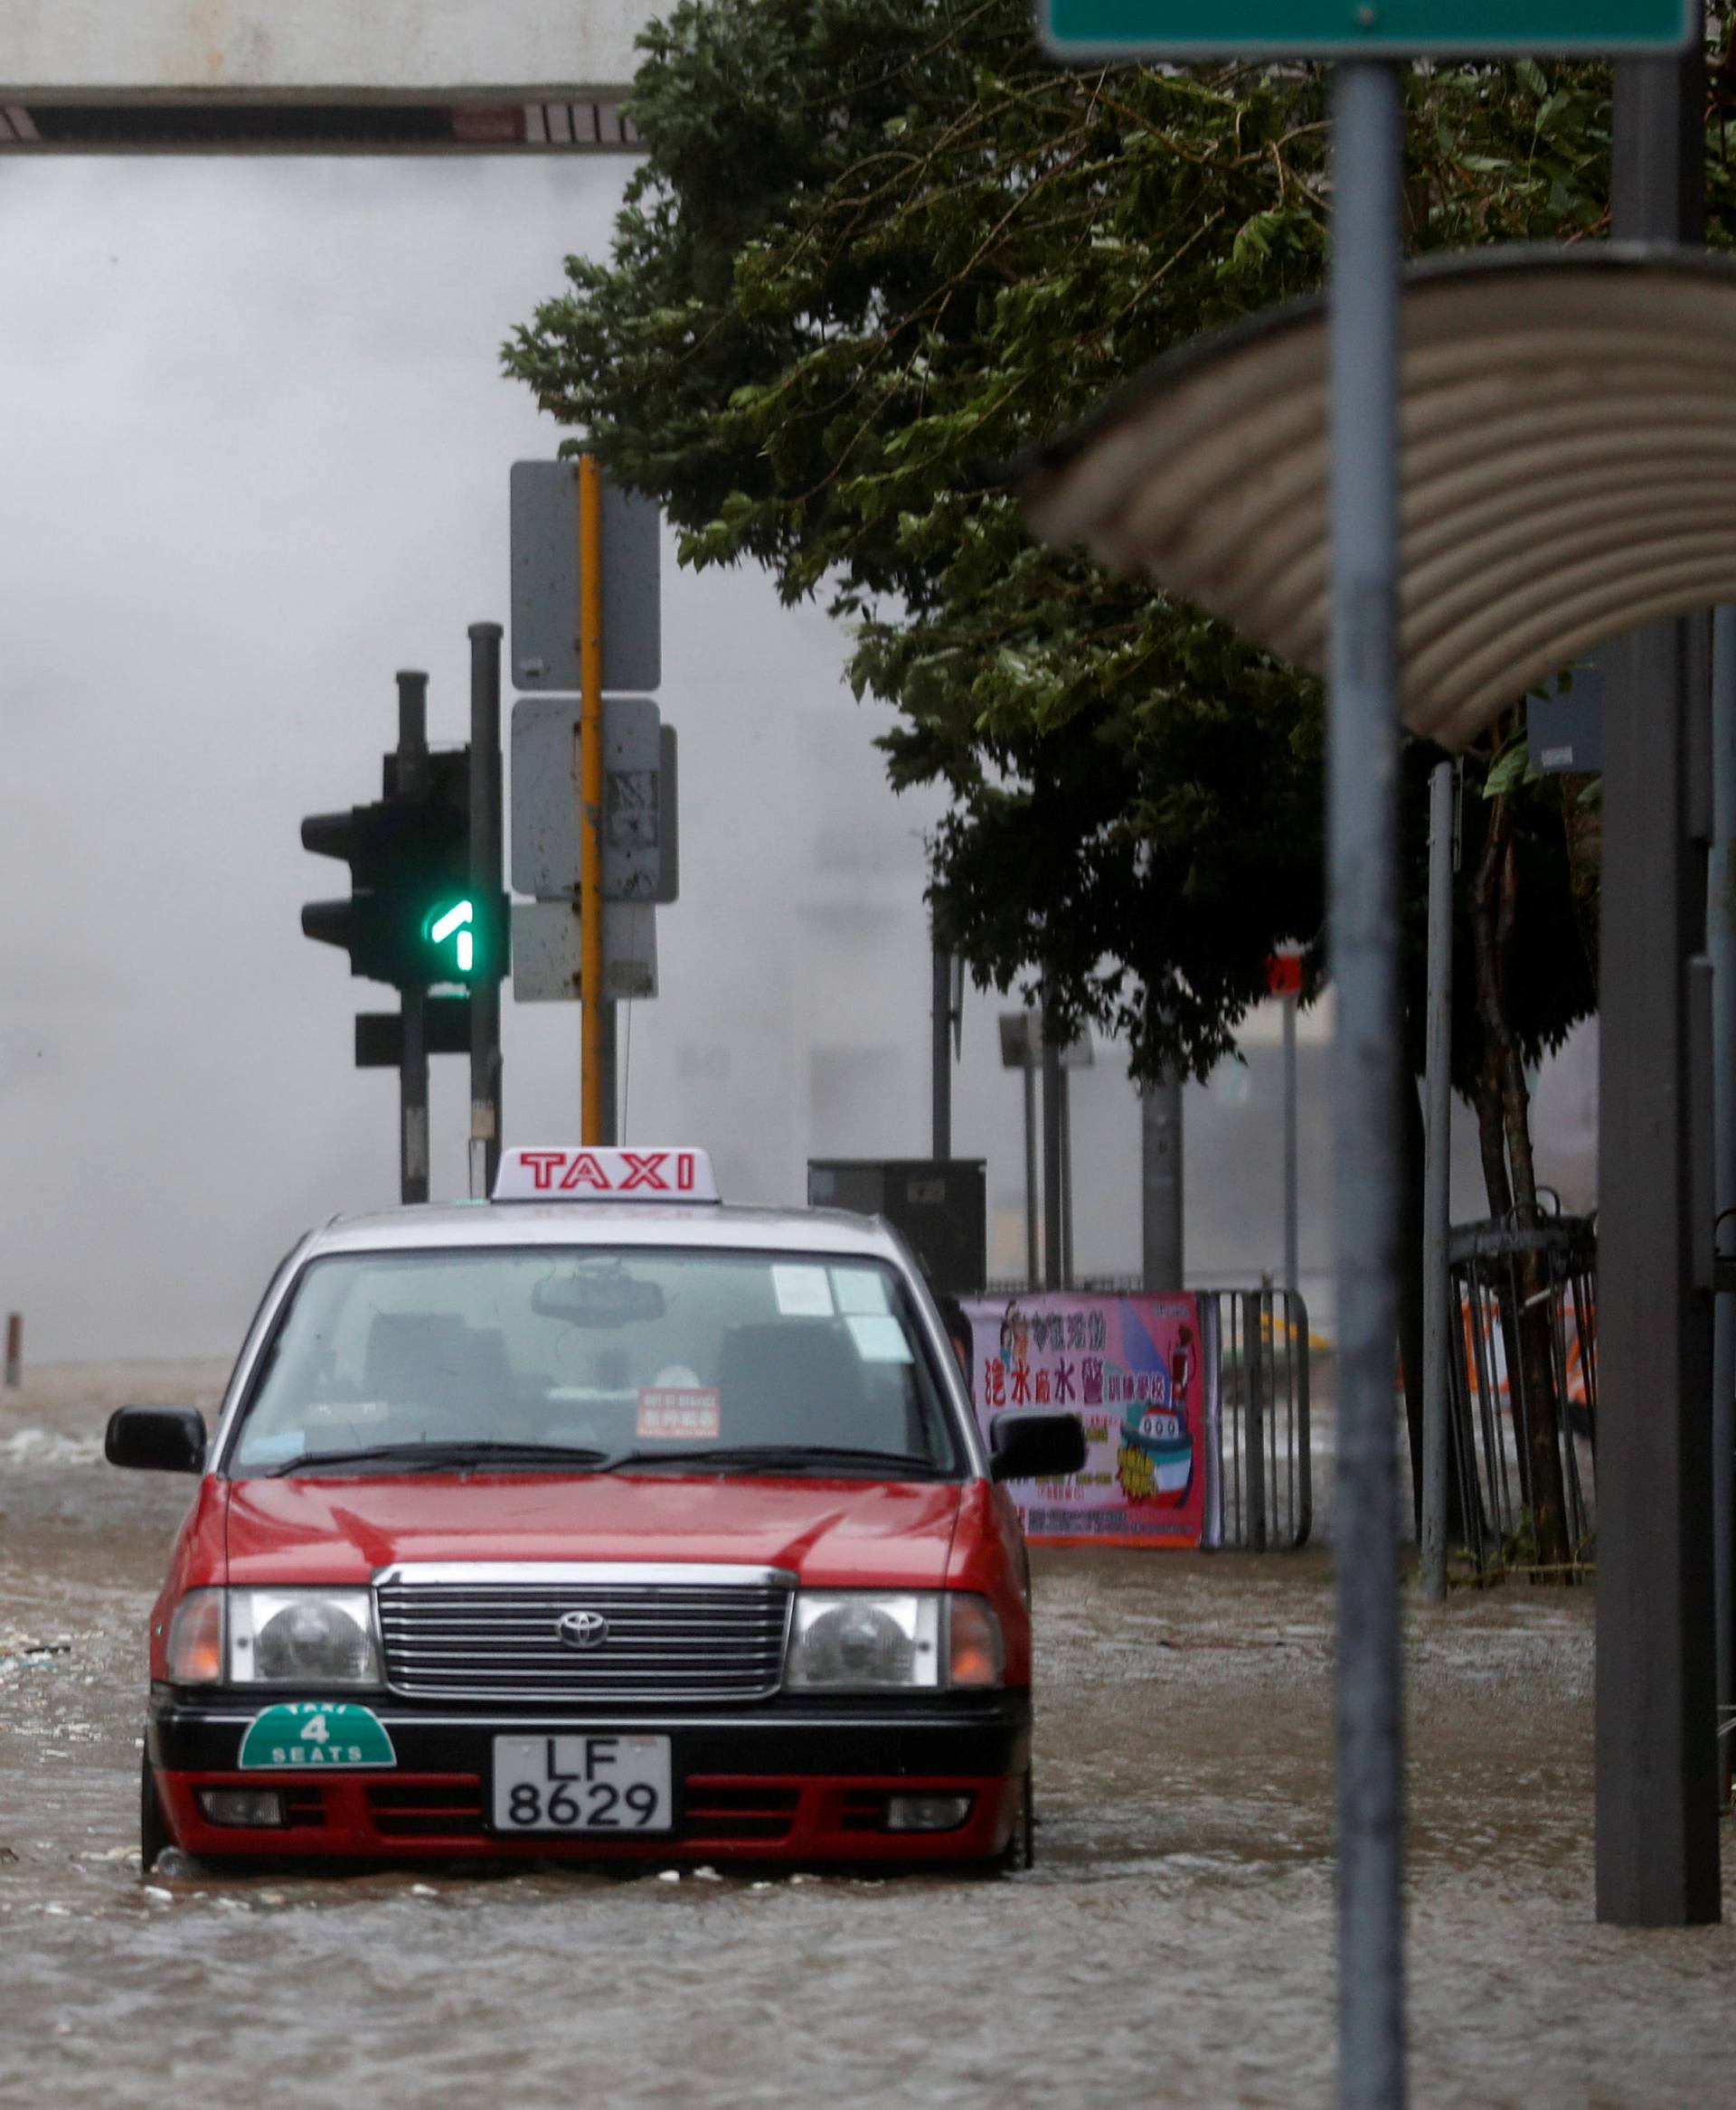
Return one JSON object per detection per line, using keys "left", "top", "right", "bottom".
{"left": 491, "top": 1146, "right": 720, "bottom": 1204}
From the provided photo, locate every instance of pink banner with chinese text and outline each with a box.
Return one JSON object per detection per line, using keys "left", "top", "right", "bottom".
{"left": 960, "top": 1293, "right": 1207, "bottom": 1548}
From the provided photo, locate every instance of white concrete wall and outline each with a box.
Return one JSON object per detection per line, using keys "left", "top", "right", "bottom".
{"left": 1, "top": 1, "right": 652, "bottom": 96}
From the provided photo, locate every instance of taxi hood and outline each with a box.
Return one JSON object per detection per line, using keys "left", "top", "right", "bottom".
{"left": 224, "top": 1472, "right": 963, "bottom": 1590}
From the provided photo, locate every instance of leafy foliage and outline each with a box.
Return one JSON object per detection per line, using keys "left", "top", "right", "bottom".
{"left": 504, "top": 4, "right": 1731, "bottom": 1078}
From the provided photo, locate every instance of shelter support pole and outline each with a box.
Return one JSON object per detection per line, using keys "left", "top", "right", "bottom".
{"left": 1596, "top": 47, "right": 1722, "bottom": 1929}
{"left": 1327, "top": 61, "right": 1405, "bottom": 2110}
{"left": 1712, "top": 606, "right": 1736, "bottom": 1803}
{"left": 1420, "top": 760, "right": 1455, "bottom": 1602}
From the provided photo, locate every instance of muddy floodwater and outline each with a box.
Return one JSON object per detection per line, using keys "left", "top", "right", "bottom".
{"left": 2, "top": 1363, "right": 1731, "bottom": 2108}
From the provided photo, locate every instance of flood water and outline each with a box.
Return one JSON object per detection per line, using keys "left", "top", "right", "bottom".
{"left": 3, "top": 1364, "right": 1731, "bottom": 2107}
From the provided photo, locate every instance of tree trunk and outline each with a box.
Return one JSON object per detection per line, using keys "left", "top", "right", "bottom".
{"left": 1473, "top": 1065, "right": 1513, "bottom": 1222}
{"left": 1472, "top": 793, "right": 1572, "bottom": 1569}
{"left": 1473, "top": 1060, "right": 1527, "bottom": 1520}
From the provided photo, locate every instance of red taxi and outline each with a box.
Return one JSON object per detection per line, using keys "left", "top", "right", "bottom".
{"left": 108, "top": 1146, "right": 1084, "bottom": 1870}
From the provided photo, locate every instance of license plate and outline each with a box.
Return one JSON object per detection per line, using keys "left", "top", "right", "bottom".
{"left": 490, "top": 1734, "right": 673, "bottom": 1833}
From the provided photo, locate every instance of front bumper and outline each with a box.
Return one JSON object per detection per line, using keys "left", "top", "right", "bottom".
{"left": 147, "top": 1688, "right": 1031, "bottom": 1864}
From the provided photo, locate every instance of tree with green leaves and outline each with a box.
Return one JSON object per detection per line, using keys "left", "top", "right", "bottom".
{"left": 505, "top": 4, "right": 1631, "bottom": 1075}
{"left": 505, "top": 3, "right": 1731, "bottom": 1557}
{"left": 505, "top": 0, "right": 1345, "bottom": 1078}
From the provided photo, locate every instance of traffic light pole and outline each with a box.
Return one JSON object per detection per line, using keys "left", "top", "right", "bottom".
{"left": 468, "top": 623, "right": 505, "bottom": 1196}
{"left": 395, "top": 670, "right": 432, "bottom": 1204}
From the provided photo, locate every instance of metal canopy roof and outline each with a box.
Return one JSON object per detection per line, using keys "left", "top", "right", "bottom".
{"left": 1016, "top": 245, "right": 1736, "bottom": 749}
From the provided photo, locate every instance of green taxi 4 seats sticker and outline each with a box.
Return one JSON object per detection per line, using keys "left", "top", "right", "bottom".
{"left": 239, "top": 1701, "right": 396, "bottom": 1770}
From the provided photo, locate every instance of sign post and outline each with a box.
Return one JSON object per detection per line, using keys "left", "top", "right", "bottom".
{"left": 1325, "top": 70, "right": 1405, "bottom": 2108}
{"left": 511, "top": 458, "right": 664, "bottom": 1148}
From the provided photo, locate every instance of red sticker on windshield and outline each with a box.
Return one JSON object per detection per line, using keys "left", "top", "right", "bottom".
{"left": 637, "top": 1389, "right": 722, "bottom": 1441}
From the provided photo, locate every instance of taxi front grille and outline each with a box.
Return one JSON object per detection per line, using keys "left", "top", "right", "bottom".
{"left": 376, "top": 1574, "right": 793, "bottom": 1702}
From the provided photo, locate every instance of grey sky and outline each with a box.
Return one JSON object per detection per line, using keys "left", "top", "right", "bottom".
{"left": 0, "top": 151, "right": 1593, "bottom": 1365}
{"left": 0, "top": 153, "right": 946, "bottom": 1358}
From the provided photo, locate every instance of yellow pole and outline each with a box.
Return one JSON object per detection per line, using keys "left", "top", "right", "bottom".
{"left": 578, "top": 455, "right": 605, "bottom": 1144}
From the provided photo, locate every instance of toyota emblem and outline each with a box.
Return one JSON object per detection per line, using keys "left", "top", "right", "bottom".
{"left": 556, "top": 1609, "right": 609, "bottom": 1651}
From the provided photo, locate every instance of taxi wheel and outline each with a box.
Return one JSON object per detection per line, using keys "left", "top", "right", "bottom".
{"left": 139, "top": 1751, "right": 169, "bottom": 1874}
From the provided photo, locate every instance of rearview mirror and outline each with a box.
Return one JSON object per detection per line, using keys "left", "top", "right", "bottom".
{"left": 105, "top": 1406, "right": 207, "bottom": 1475}
{"left": 988, "top": 1411, "right": 1087, "bottom": 1484}
{"left": 531, "top": 1266, "right": 665, "bottom": 1329}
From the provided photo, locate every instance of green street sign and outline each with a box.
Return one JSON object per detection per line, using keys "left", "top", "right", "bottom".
{"left": 1039, "top": 0, "right": 1696, "bottom": 59}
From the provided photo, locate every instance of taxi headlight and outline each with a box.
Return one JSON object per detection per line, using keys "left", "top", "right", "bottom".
{"left": 227, "top": 1589, "right": 382, "bottom": 1687}
{"left": 784, "top": 1593, "right": 941, "bottom": 1691}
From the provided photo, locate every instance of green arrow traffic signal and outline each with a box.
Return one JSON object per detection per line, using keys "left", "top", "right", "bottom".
{"left": 426, "top": 897, "right": 475, "bottom": 977}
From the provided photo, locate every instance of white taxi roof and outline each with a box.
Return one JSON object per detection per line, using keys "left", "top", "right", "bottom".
{"left": 299, "top": 1145, "right": 910, "bottom": 1266}
{"left": 300, "top": 1196, "right": 910, "bottom": 1266}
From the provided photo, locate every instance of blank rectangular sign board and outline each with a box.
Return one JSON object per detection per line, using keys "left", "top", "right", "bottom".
{"left": 512, "top": 900, "right": 657, "bottom": 1002}
{"left": 511, "top": 695, "right": 677, "bottom": 904}
{"left": 511, "top": 461, "right": 661, "bottom": 694}
{"left": 1039, "top": 0, "right": 1695, "bottom": 56}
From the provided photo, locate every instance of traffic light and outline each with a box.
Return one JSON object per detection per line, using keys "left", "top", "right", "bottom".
{"left": 302, "top": 748, "right": 505, "bottom": 989}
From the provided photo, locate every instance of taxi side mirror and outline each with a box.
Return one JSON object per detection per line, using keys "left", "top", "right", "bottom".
{"left": 988, "top": 1412, "right": 1087, "bottom": 1484}
{"left": 105, "top": 1406, "right": 207, "bottom": 1475}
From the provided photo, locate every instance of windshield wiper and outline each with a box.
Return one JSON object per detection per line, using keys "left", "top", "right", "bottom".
{"left": 594, "top": 1444, "right": 948, "bottom": 1480}
{"left": 259, "top": 1440, "right": 611, "bottom": 1479}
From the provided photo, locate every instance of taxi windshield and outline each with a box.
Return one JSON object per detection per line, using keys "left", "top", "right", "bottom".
{"left": 226, "top": 1248, "right": 963, "bottom": 1479}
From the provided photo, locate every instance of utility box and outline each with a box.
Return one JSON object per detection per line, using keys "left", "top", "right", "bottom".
{"left": 807, "top": 1159, "right": 986, "bottom": 1296}
{"left": 1527, "top": 663, "right": 1604, "bottom": 774}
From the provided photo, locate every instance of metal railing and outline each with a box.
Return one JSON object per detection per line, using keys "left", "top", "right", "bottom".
{"left": 1204, "top": 1288, "right": 1314, "bottom": 1554}
{"left": 980, "top": 1278, "right": 1313, "bottom": 1551}
{"left": 1445, "top": 1214, "right": 1597, "bottom": 1576}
